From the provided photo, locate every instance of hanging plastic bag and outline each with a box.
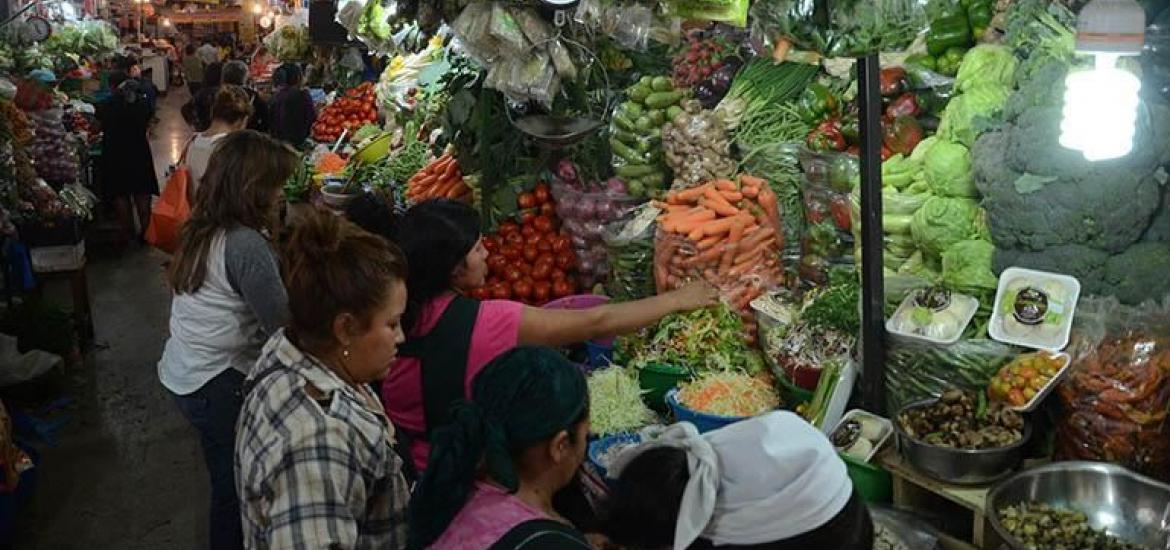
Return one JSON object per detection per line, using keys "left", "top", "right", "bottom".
{"left": 604, "top": 204, "right": 659, "bottom": 302}
{"left": 662, "top": 0, "right": 750, "bottom": 28}
{"left": 750, "top": 0, "right": 928, "bottom": 58}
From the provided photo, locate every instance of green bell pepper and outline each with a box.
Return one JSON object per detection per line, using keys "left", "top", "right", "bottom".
{"left": 904, "top": 53, "right": 938, "bottom": 73}
{"left": 799, "top": 83, "right": 840, "bottom": 124}
{"left": 926, "top": 15, "right": 972, "bottom": 56}
{"left": 936, "top": 46, "right": 967, "bottom": 76}
{"left": 967, "top": 1, "right": 993, "bottom": 41}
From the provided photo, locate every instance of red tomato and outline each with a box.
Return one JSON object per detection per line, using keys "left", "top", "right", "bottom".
{"left": 512, "top": 280, "right": 533, "bottom": 299}
{"left": 483, "top": 235, "right": 502, "bottom": 252}
{"left": 531, "top": 262, "right": 552, "bottom": 281}
{"left": 551, "top": 268, "right": 568, "bottom": 281}
{"left": 540, "top": 202, "right": 556, "bottom": 218}
{"left": 520, "top": 211, "right": 536, "bottom": 226}
{"left": 470, "top": 287, "right": 490, "bottom": 300}
{"left": 534, "top": 183, "right": 551, "bottom": 205}
{"left": 505, "top": 232, "right": 525, "bottom": 247}
{"left": 504, "top": 267, "right": 523, "bottom": 282}
{"left": 521, "top": 225, "right": 537, "bottom": 239}
{"left": 499, "top": 245, "right": 521, "bottom": 260}
{"left": 533, "top": 215, "right": 554, "bottom": 234}
{"left": 535, "top": 237, "right": 553, "bottom": 252}
{"left": 498, "top": 221, "right": 520, "bottom": 236}
{"left": 517, "top": 192, "right": 537, "bottom": 209}
{"left": 555, "top": 251, "right": 576, "bottom": 271}
{"left": 491, "top": 282, "right": 511, "bottom": 300}
{"left": 536, "top": 253, "right": 556, "bottom": 268}
{"left": 522, "top": 246, "right": 540, "bottom": 263}
{"left": 487, "top": 255, "right": 508, "bottom": 275}
{"left": 552, "top": 279, "right": 574, "bottom": 298}
{"left": 533, "top": 281, "right": 552, "bottom": 303}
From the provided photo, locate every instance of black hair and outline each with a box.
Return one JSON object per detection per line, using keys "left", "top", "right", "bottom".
{"left": 109, "top": 70, "right": 129, "bottom": 89}
{"left": 604, "top": 446, "right": 691, "bottom": 550}
{"left": 203, "top": 62, "right": 223, "bottom": 87}
{"left": 185, "top": 44, "right": 196, "bottom": 55}
{"left": 344, "top": 192, "right": 398, "bottom": 243}
{"left": 115, "top": 54, "right": 139, "bottom": 72}
{"left": 275, "top": 62, "right": 303, "bottom": 87}
{"left": 396, "top": 199, "right": 480, "bottom": 332}
{"left": 222, "top": 60, "right": 248, "bottom": 85}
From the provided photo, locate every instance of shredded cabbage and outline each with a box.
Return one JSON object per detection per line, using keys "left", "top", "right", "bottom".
{"left": 678, "top": 372, "right": 781, "bottom": 418}
{"left": 587, "top": 367, "right": 657, "bottom": 435}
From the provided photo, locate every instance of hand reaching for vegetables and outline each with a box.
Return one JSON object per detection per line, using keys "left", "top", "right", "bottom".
{"left": 666, "top": 280, "right": 720, "bottom": 312}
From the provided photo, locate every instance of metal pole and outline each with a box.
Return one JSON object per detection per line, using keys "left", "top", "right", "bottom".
{"left": 856, "top": 54, "right": 887, "bottom": 415}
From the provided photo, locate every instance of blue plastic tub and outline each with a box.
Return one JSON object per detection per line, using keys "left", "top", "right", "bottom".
{"left": 584, "top": 341, "right": 614, "bottom": 369}
{"left": 587, "top": 433, "right": 642, "bottom": 481}
{"left": 665, "top": 389, "right": 749, "bottom": 434}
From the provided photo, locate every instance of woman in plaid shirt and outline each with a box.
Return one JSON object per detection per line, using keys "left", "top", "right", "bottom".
{"left": 235, "top": 211, "right": 411, "bottom": 549}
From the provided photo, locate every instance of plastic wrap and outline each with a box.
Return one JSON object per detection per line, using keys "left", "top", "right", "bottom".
{"left": 451, "top": 2, "right": 499, "bottom": 65}
{"left": 609, "top": 76, "right": 685, "bottom": 199}
{"left": 604, "top": 206, "right": 658, "bottom": 302}
{"left": 662, "top": 100, "right": 737, "bottom": 189}
{"left": 488, "top": 3, "right": 529, "bottom": 58}
{"left": 1055, "top": 298, "right": 1170, "bottom": 481}
{"left": 553, "top": 181, "right": 641, "bottom": 289}
{"left": 749, "top": 0, "right": 929, "bottom": 58}
{"left": 663, "top": 0, "right": 750, "bottom": 28}
{"left": 27, "top": 108, "right": 79, "bottom": 185}
{"left": 884, "top": 338, "right": 1017, "bottom": 412}
{"left": 574, "top": 0, "right": 654, "bottom": 51}
{"left": 870, "top": 505, "right": 941, "bottom": 550}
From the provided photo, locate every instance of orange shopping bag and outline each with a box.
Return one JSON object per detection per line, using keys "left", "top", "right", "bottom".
{"left": 144, "top": 164, "right": 191, "bottom": 254}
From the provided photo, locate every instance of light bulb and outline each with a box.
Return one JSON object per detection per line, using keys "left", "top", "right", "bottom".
{"left": 1059, "top": 54, "right": 1142, "bottom": 161}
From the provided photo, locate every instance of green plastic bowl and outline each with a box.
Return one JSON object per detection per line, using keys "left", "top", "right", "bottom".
{"left": 840, "top": 453, "right": 892, "bottom": 503}
{"left": 777, "top": 371, "right": 814, "bottom": 408}
{"left": 638, "top": 362, "right": 691, "bottom": 411}
{"left": 353, "top": 133, "right": 393, "bottom": 164}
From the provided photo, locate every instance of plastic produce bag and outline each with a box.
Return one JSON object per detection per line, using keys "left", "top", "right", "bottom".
{"left": 1055, "top": 297, "right": 1170, "bottom": 482}
{"left": 604, "top": 205, "right": 658, "bottom": 302}
{"left": 662, "top": 100, "right": 737, "bottom": 189}
{"left": 663, "top": 0, "right": 750, "bottom": 28}
{"left": 884, "top": 337, "right": 1017, "bottom": 411}
{"left": 451, "top": 2, "right": 499, "bottom": 65}
{"left": 750, "top": 0, "right": 928, "bottom": 58}
{"left": 553, "top": 180, "right": 641, "bottom": 289}
{"left": 489, "top": 3, "right": 529, "bottom": 58}
{"left": 869, "top": 505, "right": 941, "bottom": 550}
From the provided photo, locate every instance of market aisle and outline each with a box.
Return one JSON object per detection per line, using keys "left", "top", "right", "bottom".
{"left": 14, "top": 90, "right": 206, "bottom": 549}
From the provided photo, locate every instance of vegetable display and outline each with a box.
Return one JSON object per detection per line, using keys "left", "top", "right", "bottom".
{"left": 885, "top": 339, "right": 1017, "bottom": 412}
{"left": 587, "top": 367, "right": 658, "bottom": 435}
{"left": 671, "top": 30, "right": 738, "bottom": 92}
{"left": 552, "top": 159, "right": 640, "bottom": 289}
{"left": 610, "top": 75, "right": 686, "bottom": 198}
{"left": 831, "top": 411, "right": 890, "bottom": 462}
{"left": 749, "top": 0, "right": 928, "bottom": 58}
{"left": 898, "top": 389, "right": 1025, "bottom": 450}
{"left": 887, "top": 287, "right": 978, "bottom": 345}
{"left": 662, "top": 100, "right": 737, "bottom": 188}
{"left": 990, "top": 268, "right": 1079, "bottom": 351}
{"left": 28, "top": 108, "right": 78, "bottom": 185}
{"left": 312, "top": 83, "right": 379, "bottom": 144}
{"left": 407, "top": 152, "right": 470, "bottom": 203}
{"left": 604, "top": 205, "right": 658, "bottom": 302}
{"left": 677, "top": 371, "right": 780, "bottom": 418}
{"left": 988, "top": 352, "right": 1067, "bottom": 408}
{"left": 619, "top": 304, "right": 765, "bottom": 375}
{"left": 263, "top": 23, "right": 311, "bottom": 62}
{"left": 998, "top": 503, "right": 1146, "bottom": 550}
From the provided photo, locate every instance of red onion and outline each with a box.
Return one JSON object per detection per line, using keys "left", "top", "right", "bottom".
{"left": 576, "top": 199, "right": 597, "bottom": 221}
{"left": 606, "top": 178, "right": 627, "bottom": 194}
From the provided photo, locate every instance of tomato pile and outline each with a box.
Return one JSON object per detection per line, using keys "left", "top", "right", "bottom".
{"left": 311, "top": 82, "right": 379, "bottom": 143}
{"left": 989, "top": 352, "right": 1067, "bottom": 408}
{"left": 471, "top": 183, "right": 582, "bottom": 305}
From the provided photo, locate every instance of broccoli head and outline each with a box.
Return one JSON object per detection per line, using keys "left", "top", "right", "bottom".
{"left": 1103, "top": 242, "right": 1170, "bottom": 305}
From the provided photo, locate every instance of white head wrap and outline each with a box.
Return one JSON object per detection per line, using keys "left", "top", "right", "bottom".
{"left": 609, "top": 411, "right": 852, "bottom": 549}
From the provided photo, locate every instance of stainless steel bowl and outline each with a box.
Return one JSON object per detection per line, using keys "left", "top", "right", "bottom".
{"left": 894, "top": 398, "right": 1031, "bottom": 485}
{"left": 987, "top": 462, "right": 1170, "bottom": 549}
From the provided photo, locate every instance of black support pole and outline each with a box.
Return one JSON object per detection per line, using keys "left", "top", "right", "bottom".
{"left": 856, "top": 54, "right": 887, "bottom": 415}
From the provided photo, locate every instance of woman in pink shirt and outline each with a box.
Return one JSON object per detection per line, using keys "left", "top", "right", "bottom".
{"left": 382, "top": 199, "right": 716, "bottom": 475}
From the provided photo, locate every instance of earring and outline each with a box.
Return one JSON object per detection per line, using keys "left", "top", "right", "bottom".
{"left": 342, "top": 348, "right": 351, "bottom": 359}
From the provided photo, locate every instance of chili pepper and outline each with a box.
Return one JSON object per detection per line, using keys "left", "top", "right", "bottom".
{"left": 799, "top": 83, "right": 840, "bottom": 124}
{"left": 882, "top": 116, "right": 924, "bottom": 156}
{"left": 926, "top": 14, "right": 972, "bottom": 57}
{"left": 967, "top": 0, "right": 994, "bottom": 41}
{"left": 886, "top": 93, "right": 921, "bottom": 118}
{"left": 935, "top": 46, "right": 968, "bottom": 76}
{"left": 904, "top": 53, "right": 937, "bottom": 73}
{"left": 879, "top": 67, "right": 908, "bottom": 97}
{"left": 807, "top": 119, "right": 847, "bottom": 152}
{"left": 839, "top": 114, "right": 860, "bottom": 144}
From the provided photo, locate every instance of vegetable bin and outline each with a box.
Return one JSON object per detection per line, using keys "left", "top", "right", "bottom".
{"left": 665, "top": 388, "right": 747, "bottom": 433}
{"left": 840, "top": 453, "right": 891, "bottom": 503}
{"left": 639, "top": 363, "right": 691, "bottom": 411}
{"left": 587, "top": 433, "right": 642, "bottom": 481}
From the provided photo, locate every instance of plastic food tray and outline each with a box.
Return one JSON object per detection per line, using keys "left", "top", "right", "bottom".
{"left": 989, "top": 267, "right": 1081, "bottom": 351}
{"left": 829, "top": 409, "right": 893, "bottom": 463}
{"left": 885, "top": 291, "right": 979, "bottom": 346}
{"left": 997, "top": 352, "right": 1072, "bottom": 413}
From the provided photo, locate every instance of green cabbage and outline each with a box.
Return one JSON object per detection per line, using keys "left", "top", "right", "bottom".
{"left": 924, "top": 140, "right": 976, "bottom": 198}
{"left": 938, "top": 83, "right": 1012, "bottom": 146}
{"left": 941, "top": 239, "right": 998, "bottom": 293}
{"left": 911, "top": 196, "right": 983, "bottom": 257}
{"left": 955, "top": 45, "right": 1019, "bottom": 92}
{"left": 910, "top": 136, "right": 939, "bottom": 164}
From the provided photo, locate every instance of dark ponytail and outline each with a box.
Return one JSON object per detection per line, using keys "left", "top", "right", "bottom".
{"left": 396, "top": 199, "right": 481, "bottom": 332}
{"left": 603, "top": 446, "right": 691, "bottom": 549}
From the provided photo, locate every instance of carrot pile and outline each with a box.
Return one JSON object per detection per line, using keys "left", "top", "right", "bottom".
{"left": 653, "top": 175, "right": 785, "bottom": 334}
{"left": 406, "top": 153, "right": 470, "bottom": 203}
{"left": 315, "top": 152, "right": 347, "bottom": 175}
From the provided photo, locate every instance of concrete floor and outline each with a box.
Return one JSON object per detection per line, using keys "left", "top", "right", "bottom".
{"left": 13, "top": 89, "right": 206, "bottom": 549}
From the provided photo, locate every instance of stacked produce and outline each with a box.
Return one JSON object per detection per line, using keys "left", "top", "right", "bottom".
{"left": 653, "top": 176, "right": 784, "bottom": 328}
{"left": 913, "top": 0, "right": 995, "bottom": 76}
{"left": 677, "top": 371, "right": 781, "bottom": 418}
{"left": 28, "top": 108, "right": 78, "bottom": 185}
{"left": 374, "top": 35, "right": 445, "bottom": 114}
{"left": 988, "top": 352, "right": 1066, "bottom": 408}
{"left": 749, "top": 0, "right": 927, "bottom": 58}
{"left": 604, "top": 205, "right": 657, "bottom": 302}
{"left": 998, "top": 503, "right": 1147, "bottom": 550}
{"left": 311, "top": 83, "right": 379, "bottom": 143}
{"left": 754, "top": 270, "right": 859, "bottom": 390}
{"left": 618, "top": 304, "right": 765, "bottom": 375}
{"left": 263, "top": 22, "right": 311, "bottom": 62}
{"left": 587, "top": 367, "right": 658, "bottom": 435}
{"left": 662, "top": 100, "right": 737, "bottom": 189}
{"left": 40, "top": 20, "right": 118, "bottom": 61}
{"left": 610, "top": 76, "right": 686, "bottom": 198}
{"left": 407, "top": 152, "right": 470, "bottom": 203}
{"left": 473, "top": 184, "right": 580, "bottom": 304}
{"left": 670, "top": 29, "right": 741, "bottom": 107}
{"left": 897, "top": 389, "right": 1025, "bottom": 450}
{"left": 552, "top": 159, "right": 639, "bottom": 289}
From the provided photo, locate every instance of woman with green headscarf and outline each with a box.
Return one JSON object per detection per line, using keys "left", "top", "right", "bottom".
{"left": 409, "top": 346, "right": 592, "bottom": 550}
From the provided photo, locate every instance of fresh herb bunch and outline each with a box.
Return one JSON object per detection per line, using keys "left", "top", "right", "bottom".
{"left": 802, "top": 268, "right": 862, "bottom": 335}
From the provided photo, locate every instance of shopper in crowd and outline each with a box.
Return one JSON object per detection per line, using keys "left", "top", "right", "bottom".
{"left": 116, "top": 54, "right": 156, "bottom": 111}
{"left": 185, "top": 85, "right": 252, "bottom": 201}
{"left": 268, "top": 62, "right": 316, "bottom": 147}
{"left": 95, "top": 67, "right": 158, "bottom": 245}
{"left": 159, "top": 130, "right": 298, "bottom": 550}
{"left": 249, "top": 44, "right": 273, "bottom": 78}
{"left": 197, "top": 40, "right": 219, "bottom": 65}
{"left": 221, "top": 60, "right": 268, "bottom": 132}
{"left": 237, "top": 210, "right": 411, "bottom": 549}
{"left": 182, "top": 44, "right": 204, "bottom": 97}
{"left": 184, "top": 61, "right": 222, "bottom": 132}
{"left": 409, "top": 346, "right": 592, "bottom": 550}
{"left": 361, "top": 199, "right": 717, "bottom": 475}
{"left": 604, "top": 412, "right": 874, "bottom": 550}
{"left": 344, "top": 191, "right": 399, "bottom": 243}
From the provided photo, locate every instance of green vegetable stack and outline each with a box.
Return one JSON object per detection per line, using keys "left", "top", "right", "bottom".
{"left": 611, "top": 76, "right": 689, "bottom": 199}
{"left": 915, "top": 0, "right": 995, "bottom": 76}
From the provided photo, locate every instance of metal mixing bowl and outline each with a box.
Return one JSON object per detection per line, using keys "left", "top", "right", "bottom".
{"left": 894, "top": 398, "right": 1031, "bottom": 485}
{"left": 987, "top": 461, "right": 1170, "bottom": 549}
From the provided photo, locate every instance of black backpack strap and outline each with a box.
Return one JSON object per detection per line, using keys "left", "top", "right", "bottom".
{"left": 488, "top": 519, "right": 590, "bottom": 550}
{"left": 398, "top": 296, "right": 481, "bottom": 436}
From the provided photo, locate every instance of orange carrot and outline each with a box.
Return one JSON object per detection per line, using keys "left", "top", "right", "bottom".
{"left": 443, "top": 158, "right": 460, "bottom": 179}
{"left": 739, "top": 174, "right": 767, "bottom": 189}
{"left": 720, "top": 190, "right": 744, "bottom": 203}
{"left": 696, "top": 235, "right": 722, "bottom": 250}
{"left": 671, "top": 183, "right": 714, "bottom": 205}
{"left": 739, "top": 226, "right": 775, "bottom": 250}
{"left": 757, "top": 188, "right": 781, "bottom": 230}
{"left": 445, "top": 182, "right": 468, "bottom": 199}
{"left": 740, "top": 185, "right": 759, "bottom": 199}
{"left": 713, "top": 179, "right": 738, "bottom": 192}
{"left": 719, "top": 217, "right": 747, "bottom": 275}
{"left": 702, "top": 188, "right": 740, "bottom": 217}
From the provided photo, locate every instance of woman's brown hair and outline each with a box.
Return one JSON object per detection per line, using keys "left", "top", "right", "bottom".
{"left": 283, "top": 209, "right": 408, "bottom": 352}
{"left": 210, "top": 84, "right": 252, "bottom": 125}
{"left": 169, "top": 130, "right": 298, "bottom": 293}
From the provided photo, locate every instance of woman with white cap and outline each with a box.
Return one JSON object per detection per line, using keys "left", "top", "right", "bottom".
{"left": 603, "top": 411, "right": 873, "bottom": 550}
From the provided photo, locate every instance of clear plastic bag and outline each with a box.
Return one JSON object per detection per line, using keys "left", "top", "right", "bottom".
{"left": 489, "top": 3, "right": 530, "bottom": 58}
{"left": 553, "top": 181, "right": 642, "bottom": 289}
{"left": 663, "top": 0, "right": 750, "bottom": 28}
{"left": 604, "top": 205, "right": 659, "bottom": 302}
{"left": 869, "top": 505, "right": 942, "bottom": 550}
{"left": 884, "top": 337, "right": 1017, "bottom": 412}
{"left": 511, "top": 7, "right": 554, "bottom": 45}
{"left": 662, "top": 100, "right": 737, "bottom": 190}
{"left": 451, "top": 2, "right": 499, "bottom": 65}
{"left": 749, "top": 0, "right": 929, "bottom": 58}
{"left": 1055, "top": 297, "right": 1170, "bottom": 481}
{"left": 612, "top": 3, "right": 654, "bottom": 51}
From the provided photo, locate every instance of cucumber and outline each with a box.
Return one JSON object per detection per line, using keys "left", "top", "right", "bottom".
{"left": 633, "top": 138, "right": 652, "bottom": 154}
{"left": 623, "top": 102, "right": 645, "bottom": 118}
{"left": 647, "top": 109, "right": 666, "bottom": 127}
{"left": 616, "top": 164, "right": 655, "bottom": 178}
{"left": 634, "top": 116, "right": 653, "bottom": 132}
{"left": 627, "top": 84, "right": 652, "bottom": 103}
{"left": 610, "top": 138, "right": 641, "bottom": 163}
{"left": 651, "top": 76, "right": 673, "bottom": 92}
{"left": 644, "top": 91, "right": 684, "bottom": 109}
{"left": 611, "top": 127, "right": 639, "bottom": 144}
{"left": 613, "top": 113, "right": 636, "bottom": 132}
{"left": 638, "top": 75, "right": 654, "bottom": 87}
{"left": 667, "top": 105, "right": 683, "bottom": 121}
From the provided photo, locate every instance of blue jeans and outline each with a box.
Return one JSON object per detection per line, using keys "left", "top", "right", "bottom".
{"left": 171, "top": 369, "right": 245, "bottom": 550}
